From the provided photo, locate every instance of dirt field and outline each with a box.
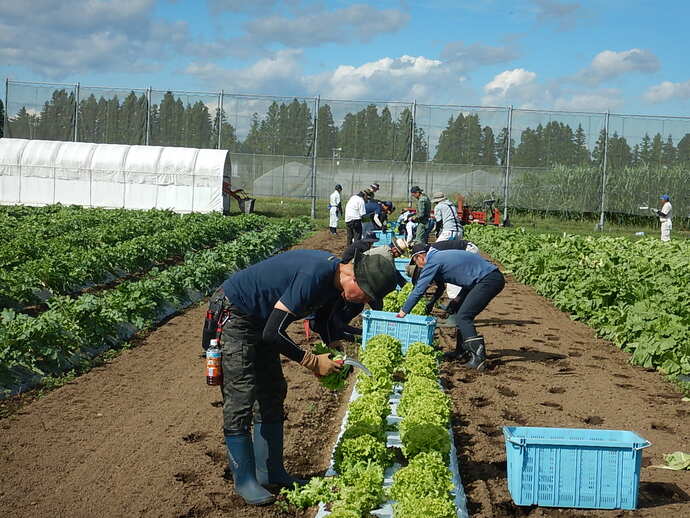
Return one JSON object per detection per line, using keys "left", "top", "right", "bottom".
{"left": 1, "top": 229, "right": 688, "bottom": 517}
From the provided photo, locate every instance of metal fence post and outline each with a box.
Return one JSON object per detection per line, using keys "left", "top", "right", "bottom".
{"left": 217, "top": 90, "right": 224, "bottom": 149}
{"left": 3, "top": 78, "right": 8, "bottom": 138}
{"left": 145, "top": 87, "right": 151, "bottom": 145}
{"left": 310, "top": 96, "right": 320, "bottom": 218}
{"left": 74, "top": 82, "right": 80, "bottom": 141}
{"left": 408, "top": 100, "right": 416, "bottom": 203}
{"left": 597, "top": 110, "right": 610, "bottom": 231}
{"left": 503, "top": 105, "right": 513, "bottom": 224}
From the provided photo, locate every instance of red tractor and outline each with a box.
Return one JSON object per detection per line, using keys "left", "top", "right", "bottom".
{"left": 456, "top": 195, "right": 501, "bottom": 226}
{"left": 222, "top": 179, "right": 256, "bottom": 214}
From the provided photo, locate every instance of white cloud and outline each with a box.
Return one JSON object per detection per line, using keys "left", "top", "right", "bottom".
{"left": 207, "top": 0, "right": 281, "bottom": 14}
{"left": 314, "top": 55, "right": 446, "bottom": 100}
{"left": 482, "top": 69, "right": 623, "bottom": 111}
{"left": 644, "top": 80, "right": 690, "bottom": 103}
{"left": 578, "top": 49, "right": 659, "bottom": 85}
{"left": 440, "top": 41, "right": 520, "bottom": 66}
{"left": 532, "top": 0, "right": 583, "bottom": 30}
{"left": 185, "top": 49, "right": 306, "bottom": 95}
{"left": 553, "top": 90, "right": 623, "bottom": 112}
{"left": 482, "top": 69, "right": 540, "bottom": 106}
{"left": 0, "top": 1, "right": 182, "bottom": 78}
{"left": 185, "top": 52, "right": 479, "bottom": 105}
{"left": 245, "top": 4, "right": 410, "bottom": 46}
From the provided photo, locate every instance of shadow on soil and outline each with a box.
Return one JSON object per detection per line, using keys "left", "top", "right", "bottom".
{"left": 638, "top": 482, "right": 690, "bottom": 508}
{"left": 476, "top": 318, "right": 539, "bottom": 327}
{"left": 491, "top": 349, "right": 568, "bottom": 363}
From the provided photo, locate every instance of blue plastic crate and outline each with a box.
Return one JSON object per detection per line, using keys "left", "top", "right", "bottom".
{"left": 394, "top": 257, "right": 411, "bottom": 286}
{"left": 361, "top": 310, "right": 436, "bottom": 353}
{"left": 503, "top": 426, "right": 651, "bottom": 510}
{"left": 372, "top": 230, "right": 393, "bottom": 246}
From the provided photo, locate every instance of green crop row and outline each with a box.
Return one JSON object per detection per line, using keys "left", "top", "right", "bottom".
{"left": 466, "top": 225, "right": 690, "bottom": 377}
{"left": 0, "top": 211, "right": 269, "bottom": 308}
{"left": 281, "top": 336, "right": 458, "bottom": 518}
{"left": 0, "top": 217, "right": 312, "bottom": 388}
{"left": 0, "top": 206, "right": 184, "bottom": 269}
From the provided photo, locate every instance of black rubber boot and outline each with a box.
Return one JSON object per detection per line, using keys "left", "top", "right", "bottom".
{"left": 225, "top": 434, "right": 275, "bottom": 505}
{"left": 462, "top": 335, "right": 487, "bottom": 371}
{"left": 444, "top": 331, "right": 469, "bottom": 361}
{"left": 253, "top": 423, "right": 306, "bottom": 489}
{"left": 343, "top": 324, "right": 362, "bottom": 336}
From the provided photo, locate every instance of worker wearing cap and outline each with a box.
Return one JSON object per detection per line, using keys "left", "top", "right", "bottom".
{"left": 211, "top": 249, "right": 397, "bottom": 505}
{"left": 398, "top": 244, "right": 504, "bottom": 370}
{"left": 369, "top": 182, "right": 381, "bottom": 200}
{"left": 432, "top": 192, "right": 463, "bottom": 241}
{"left": 328, "top": 184, "right": 343, "bottom": 235}
{"left": 656, "top": 194, "right": 673, "bottom": 241}
{"left": 344, "top": 190, "right": 369, "bottom": 245}
{"left": 407, "top": 239, "right": 481, "bottom": 312}
{"left": 410, "top": 186, "right": 431, "bottom": 244}
{"left": 327, "top": 237, "right": 409, "bottom": 337}
{"left": 362, "top": 196, "right": 384, "bottom": 236}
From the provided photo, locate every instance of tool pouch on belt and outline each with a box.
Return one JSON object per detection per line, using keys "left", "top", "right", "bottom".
{"left": 202, "top": 289, "right": 226, "bottom": 351}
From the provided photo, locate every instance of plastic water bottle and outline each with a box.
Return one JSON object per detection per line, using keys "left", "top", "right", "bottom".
{"left": 206, "top": 339, "right": 222, "bottom": 386}
{"left": 635, "top": 231, "right": 645, "bottom": 237}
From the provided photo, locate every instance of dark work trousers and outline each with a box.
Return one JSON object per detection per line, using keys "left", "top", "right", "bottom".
{"left": 452, "top": 270, "right": 505, "bottom": 339}
{"left": 346, "top": 219, "right": 362, "bottom": 245}
{"left": 413, "top": 219, "right": 431, "bottom": 244}
{"left": 218, "top": 301, "right": 287, "bottom": 436}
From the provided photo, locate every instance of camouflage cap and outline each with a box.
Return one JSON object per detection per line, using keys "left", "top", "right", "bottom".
{"left": 354, "top": 251, "right": 398, "bottom": 301}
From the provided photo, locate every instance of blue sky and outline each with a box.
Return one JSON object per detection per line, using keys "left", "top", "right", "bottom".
{"left": 2, "top": 0, "right": 689, "bottom": 116}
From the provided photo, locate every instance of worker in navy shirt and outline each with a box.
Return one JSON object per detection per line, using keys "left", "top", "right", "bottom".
{"left": 397, "top": 244, "right": 505, "bottom": 370}
{"left": 208, "top": 249, "right": 397, "bottom": 505}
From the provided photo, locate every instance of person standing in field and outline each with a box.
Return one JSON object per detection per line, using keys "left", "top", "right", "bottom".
{"left": 432, "top": 192, "right": 463, "bottom": 241}
{"left": 410, "top": 186, "right": 431, "bottom": 244}
{"left": 206, "top": 250, "right": 398, "bottom": 505}
{"left": 344, "top": 190, "right": 368, "bottom": 245}
{"left": 398, "top": 244, "right": 505, "bottom": 370}
{"left": 328, "top": 184, "right": 343, "bottom": 235}
{"left": 362, "top": 194, "right": 383, "bottom": 236}
{"left": 656, "top": 194, "right": 672, "bottom": 242}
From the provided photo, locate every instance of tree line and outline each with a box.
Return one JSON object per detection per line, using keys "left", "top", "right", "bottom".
{"left": 4, "top": 88, "right": 690, "bottom": 169}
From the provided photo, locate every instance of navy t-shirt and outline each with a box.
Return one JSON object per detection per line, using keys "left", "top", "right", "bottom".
{"left": 222, "top": 249, "right": 341, "bottom": 320}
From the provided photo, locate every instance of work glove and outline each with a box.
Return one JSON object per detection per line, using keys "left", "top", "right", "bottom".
{"left": 300, "top": 351, "right": 341, "bottom": 377}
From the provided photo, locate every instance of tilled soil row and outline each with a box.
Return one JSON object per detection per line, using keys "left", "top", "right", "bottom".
{"left": 0, "top": 229, "right": 688, "bottom": 518}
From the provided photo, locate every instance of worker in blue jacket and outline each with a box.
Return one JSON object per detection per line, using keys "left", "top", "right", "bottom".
{"left": 210, "top": 249, "right": 397, "bottom": 505}
{"left": 397, "top": 244, "right": 505, "bottom": 370}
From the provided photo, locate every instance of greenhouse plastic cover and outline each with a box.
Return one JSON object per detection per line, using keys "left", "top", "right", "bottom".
{"left": 0, "top": 138, "right": 230, "bottom": 213}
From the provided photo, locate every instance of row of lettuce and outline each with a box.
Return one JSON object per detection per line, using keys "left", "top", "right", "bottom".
{"left": 0, "top": 206, "right": 271, "bottom": 308}
{"left": 466, "top": 226, "right": 690, "bottom": 377}
{"left": 0, "top": 212, "right": 312, "bottom": 388}
{"left": 282, "top": 336, "right": 457, "bottom": 518}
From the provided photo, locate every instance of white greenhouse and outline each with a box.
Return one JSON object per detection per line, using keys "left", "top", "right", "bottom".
{"left": 0, "top": 138, "right": 233, "bottom": 213}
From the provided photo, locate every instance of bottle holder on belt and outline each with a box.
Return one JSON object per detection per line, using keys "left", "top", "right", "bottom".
{"left": 202, "top": 300, "right": 231, "bottom": 351}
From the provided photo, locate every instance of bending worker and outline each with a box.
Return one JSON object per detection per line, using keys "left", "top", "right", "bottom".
{"left": 209, "top": 249, "right": 398, "bottom": 505}
{"left": 397, "top": 244, "right": 504, "bottom": 371}
{"left": 407, "top": 239, "right": 480, "bottom": 313}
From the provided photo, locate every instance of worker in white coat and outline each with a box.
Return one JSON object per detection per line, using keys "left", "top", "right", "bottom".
{"left": 328, "top": 184, "right": 343, "bottom": 235}
{"left": 656, "top": 194, "right": 672, "bottom": 242}
{"left": 345, "top": 190, "right": 368, "bottom": 245}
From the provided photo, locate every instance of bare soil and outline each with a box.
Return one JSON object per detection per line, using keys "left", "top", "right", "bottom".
{"left": 1, "top": 229, "right": 688, "bottom": 518}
